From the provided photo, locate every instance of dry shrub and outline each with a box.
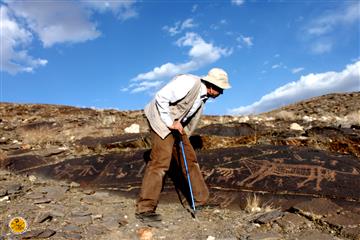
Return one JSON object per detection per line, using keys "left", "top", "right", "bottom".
{"left": 0, "top": 150, "right": 7, "bottom": 161}
{"left": 245, "top": 194, "right": 275, "bottom": 213}
{"left": 272, "top": 110, "right": 297, "bottom": 121}
{"left": 19, "top": 126, "right": 59, "bottom": 146}
{"left": 345, "top": 110, "right": 360, "bottom": 126}
{"left": 333, "top": 110, "right": 360, "bottom": 127}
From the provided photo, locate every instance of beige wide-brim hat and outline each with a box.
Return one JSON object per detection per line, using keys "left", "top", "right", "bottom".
{"left": 202, "top": 68, "right": 231, "bottom": 90}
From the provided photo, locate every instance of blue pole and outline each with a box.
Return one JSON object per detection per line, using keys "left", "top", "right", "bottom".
{"left": 179, "top": 140, "right": 196, "bottom": 213}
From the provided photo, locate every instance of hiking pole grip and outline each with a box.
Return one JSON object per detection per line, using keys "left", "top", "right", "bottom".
{"left": 179, "top": 139, "right": 196, "bottom": 213}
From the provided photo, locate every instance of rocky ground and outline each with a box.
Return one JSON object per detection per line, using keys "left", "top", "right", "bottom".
{"left": 1, "top": 169, "right": 358, "bottom": 240}
{"left": 0, "top": 92, "right": 359, "bottom": 239}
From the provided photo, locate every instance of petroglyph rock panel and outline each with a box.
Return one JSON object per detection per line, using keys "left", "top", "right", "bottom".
{"left": 19, "top": 145, "right": 360, "bottom": 203}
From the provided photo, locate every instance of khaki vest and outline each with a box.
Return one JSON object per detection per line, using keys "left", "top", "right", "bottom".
{"left": 144, "top": 74, "right": 204, "bottom": 139}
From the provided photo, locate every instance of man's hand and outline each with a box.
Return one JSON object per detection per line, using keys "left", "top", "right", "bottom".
{"left": 169, "top": 120, "right": 184, "bottom": 135}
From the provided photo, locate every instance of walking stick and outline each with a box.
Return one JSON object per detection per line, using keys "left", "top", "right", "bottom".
{"left": 179, "top": 138, "right": 196, "bottom": 215}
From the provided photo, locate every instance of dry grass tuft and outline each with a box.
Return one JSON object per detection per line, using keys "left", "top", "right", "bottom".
{"left": 0, "top": 150, "right": 7, "bottom": 161}
{"left": 245, "top": 194, "right": 275, "bottom": 213}
{"left": 271, "top": 110, "right": 297, "bottom": 121}
{"left": 345, "top": 110, "right": 360, "bottom": 126}
{"left": 18, "top": 126, "right": 59, "bottom": 146}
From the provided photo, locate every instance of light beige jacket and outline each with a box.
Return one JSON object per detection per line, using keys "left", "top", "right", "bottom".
{"left": 144, "top": 75, "right": 204, "bottom": 139}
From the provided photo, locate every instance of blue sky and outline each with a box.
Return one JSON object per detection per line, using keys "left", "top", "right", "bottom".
{"left": 1, "top": 0, "right": 359, "bottom": 115}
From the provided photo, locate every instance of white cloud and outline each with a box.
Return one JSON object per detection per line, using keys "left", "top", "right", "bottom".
{"left": 81, "top": 0, "right": 137, "bottom": 21}
{"left": 0, "top": 5, "right": 47, "bottom": 74}
{"left": 1, "top": 0, "right": 137, "bottom": 75}
{"left": 211, "top": 19, "right": 228, "bottom": 30}
{"left": 236, "top": 35, "right": 254, "bottom": 48}
{"left": 192, "top": 4, "right": 198, "bottom": 13}
{"left": 311, "top": 41, "right": 332, "bottom": 54}
{"left": 242, "top": 36, "right": 253, "bottom": 47}
{"left": 307, "top": 2, "right": 360, "bottom": 36}
{"left": 6, "top": 0, "right": 101, "bottom": 47}
{"left": 271, "top": 64, "right": 281, "bottom": 69}
{"left": 302, "top": 2, "right": 359, "bottom": 55}
{"left": 127, "top": 32, "right": 232, "bottom": 93}
{"left": 232, "top": 0, "right": 245, "bottom": 6}
{"left": 130, "top": 81, "right": 163, "bottom": 93}
{"left": 291, "top": 67, "right": 305, "bottom": 74}
{"left": 230, "top": 61, "right": 360, "bottom": 115}
{"left": 271, "top": 62, "right": 286, "bottom": 70}
{"left": 163, "top": 18, "right": 196, "bottom": 36}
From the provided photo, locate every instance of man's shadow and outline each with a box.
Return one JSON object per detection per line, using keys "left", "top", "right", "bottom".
{"left": 142, "top": 135, "right": 203, "bottom": 208}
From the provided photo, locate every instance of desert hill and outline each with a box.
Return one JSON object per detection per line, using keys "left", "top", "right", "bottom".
{"left": 265, "top": 92, "right": 359, "bottom": 118}
{"left": 0, "top": 92, "right": 359, "bottom": 239}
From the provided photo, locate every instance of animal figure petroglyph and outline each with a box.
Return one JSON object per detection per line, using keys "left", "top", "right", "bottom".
{"left": 238, "top": 159, "right": 352, "bottom": 191}
{"left": 54, "top": 164, "right": 99, "bottom": 178}
{"left": 54, "top": 163, "right": 74, "bottom": 178}
{"left": 79, "top": 165, "right": 99, "bottom": 176}
{"left": 116, "top": 167, "right": 128, "bottom": 178}
{"left": 208, "top": 192, "right": 237, "bottom": 208}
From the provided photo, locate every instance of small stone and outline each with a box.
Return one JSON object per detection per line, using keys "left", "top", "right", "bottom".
{"left": 83, "top": 189, "right": 95, "bottom": 195}
{"left": 0, "top": 189, "right": 7, "bottom": 197}
{"left": 22, "top": 229, "right": 44, "bottom": 239}
{"left": 62, "top": 224, "right": 83, "bottom": 233}
{"left": 207, "top": 236, "right": 215, "bottom": 240}
{"left": 34, "top": 212, "right": 53, "bottom": 223}
{"left": 137, "top": 227, "right": 154, "bottom": 240}
{"left": 118, "top": 219, "right": 128, "bottom": 227}
{"left": 276, "top": 213, "right": 313, "bottom": 232}
{"left": 28, "top": 175, "right": 37, "bottom": 182}
{"left": 34, "top": 198, "right": 52, "bottom": 204}
{"left": 124, "top": 123, "right": 140, "bottom": 133}
{"left": 50, "top": 209, "right": 65, "bottom": 218}
{"left": 21, "top": 144, "right": 32, "bottom": 150}
{"left": 69, "top": 216, "right": 92, "bottom": 225}
{"left": 70, "top": 182, "right": 80, "bottom": 188}
{"left": 62, "top": 232, "right": 82, "bottom": 239}
{"left": 71, "top": 211, "right": 92, "bottom": 217}
{"left": 22, "top": 229, "right": 56, "bottom": 239}
{"left": 0, "top": 196, "right": 9, "bottom": 202}
{"left": 290, "top": 123, "right": 304, "bottom": 131}
{"left": 24, "top": 192, "right": 44, "bottom": 200}
{"left": 91, "top": 214, "right": 103, "bottom": 221}
{"left": 86, "top": 225, "right": 107, "bottom": 235}
{"left": 252, "top": 210, "right": 285, "bottom": 224}
{"left": 101, "top": 216, "right": 122, "bottom": 231}
{"left": 37, "top": 229, "right": 56, "bottom": 238}
{"left": 6, "top": 184, "right": 22, "bottom": 194}
{"left": 247, "top": 231, "right": 283, "bottom": 240}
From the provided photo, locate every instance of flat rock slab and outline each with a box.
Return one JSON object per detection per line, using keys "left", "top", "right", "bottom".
{"left": 290, "top": 230, "right": 340, "bottom": 240}
{"left": 324, "top": 211, "right": 360, "bottom": 227}
{"left": 292, "top": 198, "right": 343, "bottom": 217}
{"left": 75, "top": 134, "right": 148, "bottom": 149}
{"left": 0, "top": 155, "right": 50, "bottom": 172}
{"left": 276, "top": 213, "right": 313, "bottom": 232}
{"left": 194, "top": 123, "right": 256, "bottom": 137}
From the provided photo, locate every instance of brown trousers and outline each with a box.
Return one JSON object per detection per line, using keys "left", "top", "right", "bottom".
{"left": 136, "top": 130, "right": 209, "bottom": 213}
